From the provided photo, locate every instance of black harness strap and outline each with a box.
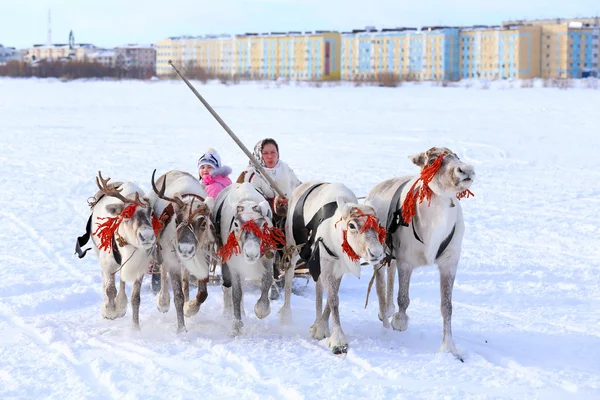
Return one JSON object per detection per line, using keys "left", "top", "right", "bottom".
{"left": 75, "top": 215, "right": 93, "bottom": 259}
{"left": 292, "top": 183, "right": 339, "bottom": 282}
{"left": 112, "top": 236, "right": 122, "bottom": 265}
{"left": 436, "top": 225, "right": 455, "bottom": 260}
{"left": 384, "top": 179, "right": 456, "bottom": 262}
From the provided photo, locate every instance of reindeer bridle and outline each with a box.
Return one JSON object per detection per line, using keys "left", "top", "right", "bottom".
{"left": 218, "top": 214, "right": 285, "bottom": 263}
{"left": 336, "top": 208, "right": 386, "bottom": 262}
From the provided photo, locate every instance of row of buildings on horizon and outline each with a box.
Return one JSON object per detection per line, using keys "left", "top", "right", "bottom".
{"left": 2, "top": 17, "right": 600, "bottom": 81}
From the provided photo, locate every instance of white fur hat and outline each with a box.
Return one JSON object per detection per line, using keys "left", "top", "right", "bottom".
{"left": 197, "top": 148, "right": 221, "bottom": 169}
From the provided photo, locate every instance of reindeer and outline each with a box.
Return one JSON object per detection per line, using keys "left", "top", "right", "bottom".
{"left": 148, "top": 170, "right": 217, "bottom": 333}
{"left": 279, "top": 182, "right": 385, "bottom": 354}
{"left": 365, "top": 147, "right": 475, "bottom": 361}
{"left": 75, "top": 172, "right": 158, "bottom": 330}
{"left": 213, "top": 183, "right": 284, "bottom": 335}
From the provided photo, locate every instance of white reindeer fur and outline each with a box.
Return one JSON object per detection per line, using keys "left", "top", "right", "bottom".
{"left": 147, "top": 170, "right": 215, "bottom": 332}
{"left": 90, "top": 181, "right": 156, "bottom": 329}
{"left": 280, "top": 181, "right": 384, "bottom": 353}
{"left": 365, "top": 148, "right": 475, "bottom": 360}
{"left": 213, "top": 183, "right": 275, "bottom": 335}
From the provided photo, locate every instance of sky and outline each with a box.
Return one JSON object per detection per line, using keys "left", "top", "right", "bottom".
{"left": 1, "top": 0, "right": 599, "bottom": 49}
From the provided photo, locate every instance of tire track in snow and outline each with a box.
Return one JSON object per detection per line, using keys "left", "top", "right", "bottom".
{"left": 87, "top": 335, "right": 303, "bottom": 400}
{"left": 0, "top": 304, "right": 114, "bottom": 399}
{"left": 1, "top": 211, "right": 97, "bottom": 288}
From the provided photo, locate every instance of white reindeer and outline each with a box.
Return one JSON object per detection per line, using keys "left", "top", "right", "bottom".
{"left": 280, "top": 182, "right": 385, "bottom": 354}
{"left": 213, "top": 183, "right": 283, "bottom": 335}
{"left": 76, "top": 172, "right": 157, "bottom": 330}
{"left": 365, "top": 147, "right": 475, "bottom": 361}
{"left": 148, "top": 170, "right": 217, "bottom": 333}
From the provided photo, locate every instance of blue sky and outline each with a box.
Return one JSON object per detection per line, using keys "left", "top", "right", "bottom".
{"left": 1, "top": 0, "right": 599, "bottom": 49}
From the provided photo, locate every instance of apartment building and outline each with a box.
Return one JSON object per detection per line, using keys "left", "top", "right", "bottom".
{"left": 459, "top": 25, "right": 541, "bottom": 79}
{"left": 0, "top": 44, "right": 20, "bottom": 63}
{"left": 157, "top": 31, "right": 340, "bottom": 81}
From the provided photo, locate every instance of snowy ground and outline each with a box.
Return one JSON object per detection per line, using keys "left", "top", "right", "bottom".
{"left": 1, "top": 78, "right": 599, "bottom": 399}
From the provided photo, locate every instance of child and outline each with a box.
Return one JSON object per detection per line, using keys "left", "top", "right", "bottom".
{"left": 198, "top": 148, "right": 232, "bottom": 199}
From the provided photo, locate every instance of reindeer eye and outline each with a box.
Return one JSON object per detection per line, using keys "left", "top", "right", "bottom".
{"left": 348, "top": 222, "right": 357, "bottom": 230}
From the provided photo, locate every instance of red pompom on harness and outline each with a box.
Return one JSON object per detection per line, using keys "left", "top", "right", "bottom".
{"left": 401, "top": 153, "right": 474, "bottom": 225}
{"left": 218, "top": 220, "right": 286, "bottom": 263}
{"left": 94, "top": 204, "right": 137, "bottom": 252}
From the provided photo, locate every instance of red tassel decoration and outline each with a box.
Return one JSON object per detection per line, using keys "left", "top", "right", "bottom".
{"left": 94, "top": 204, "right": 138, "bottom": 252}
{"left": 341, "top": 230, "right": 361, "bottom": 262}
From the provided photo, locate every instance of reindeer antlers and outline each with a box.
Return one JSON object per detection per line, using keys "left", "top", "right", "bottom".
{"left": 96, "top": 171, "right": 147, "bottom": 207}
{"left": 151, "top": 169, "right": 185, "bottom": 209}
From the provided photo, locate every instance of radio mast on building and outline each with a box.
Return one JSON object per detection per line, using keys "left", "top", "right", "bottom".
{"left": 47, "top": 9, "right": 52, "bottom": 45}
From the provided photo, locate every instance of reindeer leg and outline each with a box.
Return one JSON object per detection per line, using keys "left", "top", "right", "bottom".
{"left": 169, "top": 268, "right": 186, "bottom": 333}
{"left": 182, "top": 268, "right": 190, "bottom": 303}
{"left": 184, "top": 277, "right": 208, "bottom": 318}
{"left": 310, "top": 274, "right": 331, "bottom": 340}
{"left": 231, "top": 272, "right": 243, "bottom": 335}
{"left": 255, "top": 258, "right": 273, "bottom": 319}
{"left": 115, "top": 279, "right": 128, "bottom": 318}
{"left": 279, "top": 253, "right": 298, "bottom": 324}
{"left": 156, "top": 263, "right": 171, "bottom": 313}
{"left": 438, "top": 262, "right": 462, "bottom": 361}
{"left": 322, "top": 268, "right": 347, "bottom": 354}
{"left": 101, "top": 268, "right": 119, "bottom": 320}
{"left": 131, "top": 275, "right": 143, "bottom": 331}
{"left": 386, "top": 260, "right": 397, "bottom": 319}
{"left": 374, "top": 263, "right": 389, "bottom": 327}
{"left": 391, "top": 261, "right": 413, "bottom": 332}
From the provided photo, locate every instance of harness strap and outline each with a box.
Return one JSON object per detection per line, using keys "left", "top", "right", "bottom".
{"left": 112, "top": 235, "right": 122, "bottom": 265}
{"left": 75, "top": 215, "right": 93, "bottom": 258}
{"left": 436, "top": 225, "right": 455, "bottom": 259}
{"left": 384, "top": 179, "right": 456, "bottom": 262}
{"left": 292, "top": 183, "right": 339, "bottom": 281}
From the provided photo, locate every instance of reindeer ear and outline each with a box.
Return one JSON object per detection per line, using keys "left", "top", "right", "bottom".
{"left": 105, "top": 203, "right": 124, "bottom": 216}
{"left": 258, "top": 200, "right": 272, "bottom": 220}
{"left": 204, "top": 197, "right": 215, "bottom": 213}
{"left": 336, "top": 196, "right": 351, "bottom": 215}
{"left": 409, "top": 152, "right": 427, "bottom": 168}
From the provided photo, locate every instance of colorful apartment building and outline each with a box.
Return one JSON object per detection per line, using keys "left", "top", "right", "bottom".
{"left": 538, "top": 23, "right": 599, "bottom": 78}
{"left": 157, "top": 18, "right": 600, "bottom": 81}
{"left": 459, "top": 25, "right": 541, "bottom": 79}
{"left": 157, "top": 31, "right": 340, "bottom": 81}
{"left": 156, "top": 35, "right": 235, "bottom": 77}
{"left": 341, "top": 27, "right": 460, "bottom": 81}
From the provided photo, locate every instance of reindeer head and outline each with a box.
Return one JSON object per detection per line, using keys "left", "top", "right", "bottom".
{"left": 173, "top": 196, "right": 217, "bottom": 263}
{"left": 219, "top": 200, "right": 278, "bottom": 264}
{"left": 151, "top": 169, "right": 217, "bottom": 263}
{"left": 409, "top": 147, "right": 475, "bottom": 197}
{"left": 335, "top": 197, "right": 385, "bottom": 264}
{"left": 96, "top": 172, "right": 157, "bottom": 252}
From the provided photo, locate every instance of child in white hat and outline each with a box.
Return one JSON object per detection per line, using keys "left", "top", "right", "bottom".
{"left": 198, "top": 148, "right": 232, "bottom": 198}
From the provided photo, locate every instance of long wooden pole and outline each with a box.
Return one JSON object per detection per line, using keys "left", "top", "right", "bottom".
{"left": 168, "top": 60, "right": 285, "bottom": 198}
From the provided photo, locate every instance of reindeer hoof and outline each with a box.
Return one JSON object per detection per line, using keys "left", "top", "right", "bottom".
{"left": 101, "top": 304, "right": 120, "bottom": 320}
{"left": 177, "top": 326, "right": 187, "bottom": 334}
{"left": 231, "top": 319, "right": 243, "bottom": 336}
{"left": 156, "top": 291, "right": 170, "bottom": 313}
{"left": 310, "top": 322, "right": 330, "bottom": 340}
{"left": 332, "top": 345, "right": 348, "bottom": 355}
{"left": 254, "top": 301, "right": 271, "bottom": 320}
{"left": 184, "top": 300, "right": 200, "bottom": 317}
{"left": 391, "top": 312, "right": 409, "bottom": 331}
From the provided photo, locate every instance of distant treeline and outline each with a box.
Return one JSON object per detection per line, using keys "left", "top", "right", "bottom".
{"left": 0, "top": 60, "right": 155, "bottom": 80}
